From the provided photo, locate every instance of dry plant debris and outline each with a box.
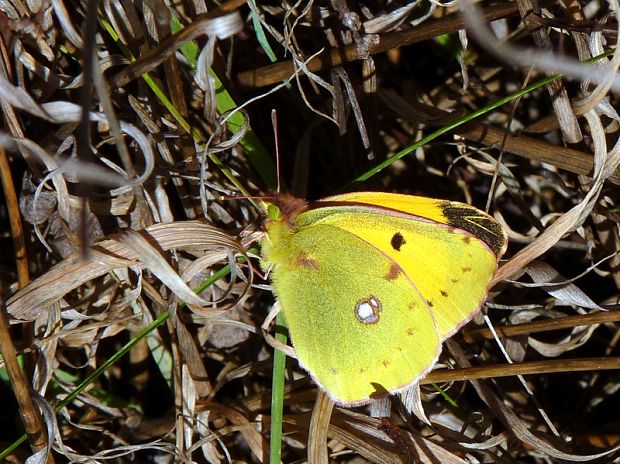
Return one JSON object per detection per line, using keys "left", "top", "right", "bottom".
{"left": 0, "top": 0, "right": 619, "bottom": 462}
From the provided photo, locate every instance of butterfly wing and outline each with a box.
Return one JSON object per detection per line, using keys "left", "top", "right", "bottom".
{"left": 262, "top": 219, "right": 442, "bottom": 406}
{"left": 302, "top": 192, "right": 507, "bottom": 340}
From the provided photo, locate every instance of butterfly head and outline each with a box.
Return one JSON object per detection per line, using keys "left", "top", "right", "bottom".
{"left": 263, "top": 193, "right": 309, "bottom": 230}
{"left": 260, "top": 194, "right": 310, "bottom": 271}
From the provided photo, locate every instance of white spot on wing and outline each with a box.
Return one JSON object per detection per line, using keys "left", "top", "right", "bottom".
{"left": 355, "top": 295, "right": 382, "bottom": 324}
{"left": 357, "top": 302, "right": 374, "bottom": 319}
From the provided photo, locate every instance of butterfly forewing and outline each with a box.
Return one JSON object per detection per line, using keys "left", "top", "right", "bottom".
{"left": 302, "top": 193, "right": 507, "bottom": 340}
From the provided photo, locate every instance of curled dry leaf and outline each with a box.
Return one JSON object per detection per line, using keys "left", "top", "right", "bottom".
{"left": 3, "top": 0, "right": 620, "bottom": 462}
{"left": 6, "top": 221, "right": 247, "bottom": 323}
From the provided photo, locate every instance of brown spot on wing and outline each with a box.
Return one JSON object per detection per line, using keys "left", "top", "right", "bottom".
{"left": 462, "top": 236, "right": 472, "bottom": 245}
{"left": 295, "top": 254, "right": 319, "bottom": 269}
{"left": 440, "top": 289, "right": 449, "bottom": 297}
{"left": 461, "top": 266, "right": 472, "bottom": 273}
{"left": 383, "top": 360, "right": 390, "bottom": 367}
{"left": 406, "top": 327, "right": 414, "bottom": 336}
{"left": 427, "top": 300, "right": 434, "bottom": 308}
{"left": 384, "top": 263, "right": 401, "bottom": 281}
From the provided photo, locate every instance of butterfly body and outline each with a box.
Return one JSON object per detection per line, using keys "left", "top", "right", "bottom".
{"left": 261, "top": 192, "right": 507, "bottom": 406}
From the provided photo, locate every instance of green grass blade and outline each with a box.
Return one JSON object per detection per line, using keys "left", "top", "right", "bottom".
{"left": 269, "top": 312, "right": 288, "bottom": 464}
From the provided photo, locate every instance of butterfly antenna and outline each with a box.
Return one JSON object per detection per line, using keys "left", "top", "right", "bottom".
{"left": 271, "top": 109, "right": 281, "bottom": 194}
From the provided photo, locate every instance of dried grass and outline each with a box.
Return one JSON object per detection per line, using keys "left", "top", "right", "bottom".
{"left": 0, "top": 1, "right": 619, "bottom": 463}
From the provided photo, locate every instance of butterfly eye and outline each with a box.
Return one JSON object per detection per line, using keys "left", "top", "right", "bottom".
{"left": 354, "top": 296, "right": 383, "bottom": 324}
{"left": 267, "top": 204, "right": 281, "bottom": 220}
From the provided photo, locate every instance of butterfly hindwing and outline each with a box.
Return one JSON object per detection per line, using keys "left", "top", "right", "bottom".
{"left": 264, "top": 220, "right": 441, "bottom": 405}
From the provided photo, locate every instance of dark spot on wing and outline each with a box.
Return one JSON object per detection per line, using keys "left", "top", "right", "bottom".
{"left": 391, "top": 232, "right": 406, "bottom": 251}
{"left": 451, "top": 278, "right": 459, "bottom": 283}
{"left": 383, "top": 360, "right": 390, "bottom": 367}
{"left": 439, "top": 201, "right": 507, "bottom": 256}
{"left": 406, "top": 327, "right": 414, "bottom": 336}
{"left": 462, "top": 236, "right": 471, "bottom": 245}
{"left": 440, "top": 289, "right": 449, "bottom": 297}
{"left": 461, "top": 266, "right": 472, "bottom": 273}
{"left": 427, "top": 300, "right": 434, "bottom": 308}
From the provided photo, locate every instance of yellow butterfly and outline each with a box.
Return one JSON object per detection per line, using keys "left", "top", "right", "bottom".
{"left": 261, "top": 191, "right": 507, "bottom": 406}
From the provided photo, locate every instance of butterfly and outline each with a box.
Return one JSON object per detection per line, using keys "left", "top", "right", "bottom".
{"left": 260, "top": 191, "right": 507, "bottom": 406}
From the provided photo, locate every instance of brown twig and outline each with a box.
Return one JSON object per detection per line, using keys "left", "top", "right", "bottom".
{"left": 462, "top": 309, "right": 620, "bottom": 343}
{"left": 0, "top": 141, "right": 51, "bottom": 460}
{"left": 424, "top": 357, "right": 620, "bottom": 384}
{"left": 235, "top": 3, "right": 521, "bottom": 88}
